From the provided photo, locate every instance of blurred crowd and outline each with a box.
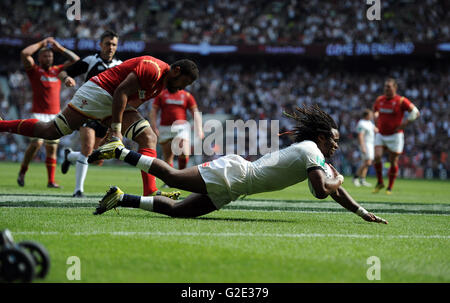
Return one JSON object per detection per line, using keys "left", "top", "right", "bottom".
{"left": 0, "top": 0, "right": 449, "bottom": 44}
{"left": 189, "top": 58, "right": 449, "bottom": 178}
{"left": 0, "top": 55, "right": 448, "bottom": 178}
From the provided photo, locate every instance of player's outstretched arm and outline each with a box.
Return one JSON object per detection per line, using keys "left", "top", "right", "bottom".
{"left": 330, "top": 187, "right": 388, "bottom": 224}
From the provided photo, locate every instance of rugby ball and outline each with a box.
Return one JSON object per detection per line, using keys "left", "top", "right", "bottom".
{"left": 308, "top": 163, "right": 333, "bottom": 198}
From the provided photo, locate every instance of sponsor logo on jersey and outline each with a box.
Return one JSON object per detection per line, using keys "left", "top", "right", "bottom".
{"left": 40, "top": 75, "right": 59, "bottom": 82}
{"left": 165, "top": 99, "right": 184, "bottom": 105}
{"left": 379, "top": 108, "right": 394, "bottom": 113}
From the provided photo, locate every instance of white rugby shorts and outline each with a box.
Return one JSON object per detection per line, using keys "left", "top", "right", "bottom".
{"left": 158, "top": 122, "right": 191, "bottom": 144}
{"left": 198, "top": 154, "right": 250, "bottom": 209}
{"left": 361, "top": 142, "right": 374, "bottom": 161}
{"left": 375, "top": 132, "right": 404, "bottom": 154}
{"left": 69, "top": 81, "right": 135, "bottom": 120}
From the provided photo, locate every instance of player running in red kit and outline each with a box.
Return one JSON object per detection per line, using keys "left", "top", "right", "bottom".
{"left": 372, "top": 78, "right": 420, "bottom": 194}
{"left": 150, "top": 89, "right": 203, "bottom": 175}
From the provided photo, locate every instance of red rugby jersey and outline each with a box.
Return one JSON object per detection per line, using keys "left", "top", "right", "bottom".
{"left": 373, "top": 95, "right": 414, "bottom": 135}
{"left": 90, "top": 56, "right": 170, "bottom": 104}
{"left": 26, "top": 64, "right": 64, "bottom": 114}
{"left": 153, "top": 89, "right": 197, "bottom": 126}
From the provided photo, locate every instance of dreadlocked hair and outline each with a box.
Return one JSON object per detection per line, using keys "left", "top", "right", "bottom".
{"left": 283, "top": 104, "right": 338, "bottom": 143}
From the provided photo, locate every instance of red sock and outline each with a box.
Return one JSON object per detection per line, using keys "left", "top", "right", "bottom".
{"left": 0, "top": 119, "right": 39, "bottom": 137}
{"left": 375, "top": 162, "right": 383, "bottom": 184}
{"left": 45, "top": 157, "right": 57, "bottom": 184}
{"left": 388, "top": 165, "right": 399, "bottom": 190}
{"left": 178, "top": 156, "right": 189, "bottom": 170}
{"left": 139, "top": 148, "right": 158, "bottom": 196}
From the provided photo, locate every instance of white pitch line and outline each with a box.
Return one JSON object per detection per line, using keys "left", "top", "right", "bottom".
{"left": 2, "top": 206, "right": 449, "bottom": 216}
{"left": 12, "top": 231, "right": 450, "bottom": 240}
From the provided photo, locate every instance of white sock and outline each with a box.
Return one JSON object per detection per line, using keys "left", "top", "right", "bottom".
{"left": 75, "top": 154, "right": 89, "bottom": 193}
{"left": 139, "top": 196, "right": 154, "bottom": 211}
{"left": 118, "top": 148, "right": 155, "bottom": 172}
{"left": 136, "top": 154, "right": 155, "bottom": 172}
{"left": 67, "top": 151, "right": 80, "bottom": 164}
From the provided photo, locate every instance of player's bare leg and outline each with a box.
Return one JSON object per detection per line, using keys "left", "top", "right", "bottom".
{"left": 118, "top": 145, "right": 207, "bottom": 193}
{"left": 17, "top": 139, "right": 43, "bottom": 186}
{"left": 372, "top": 146, "right": 385, "bottom": 193}
{"left": 148, "top": 159, "right": 207, "bottom": 194}
{"left": 90, "top": 139, "right": 207, "bottom": 194}
{"left": 386, "top": 151, "right": 400, "bottom": 194}
{"left": 93, "top": 144, "right": 215, "bottom": 217}
{"left": 354, "top": 159, "right": 372, "bottom": 187}
{"left": 151, "top": 193, "right": 216, "bottom": 217}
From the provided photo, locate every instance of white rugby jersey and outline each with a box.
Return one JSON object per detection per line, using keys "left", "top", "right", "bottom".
{"left": 247, "top": 140, "right": 326, "bottom": 195}
{"left": 356, "top": 119, "right": 375, "bottom": 145}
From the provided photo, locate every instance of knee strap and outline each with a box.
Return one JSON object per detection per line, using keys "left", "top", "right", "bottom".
{"left": 124, "top": 119, "right": 150, "bottom": 141}
{"left": 54, "top": 114, "right": 74, "bottom": 136}
{"left": 44, "top": 138, "right": 60, "bottom": 145}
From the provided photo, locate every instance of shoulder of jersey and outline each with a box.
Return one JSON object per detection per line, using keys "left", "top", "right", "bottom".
{"left": 82, "top": 54, "right": 98, "bottom": 63}
{"left": 112, "top": 58, "right": 123, "bottom": 64}
{"left": 49, "top": 66, "right": 61, "bottom": 75}
{"left": 296, "top": 140, "right": 316, "bottom": 150}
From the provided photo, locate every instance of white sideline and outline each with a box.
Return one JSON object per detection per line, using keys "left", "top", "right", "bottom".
{"left": 12, "top": 231, "right": 450, "bottom": 239}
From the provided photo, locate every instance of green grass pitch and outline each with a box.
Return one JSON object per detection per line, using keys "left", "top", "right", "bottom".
{"left": 0, "top": 161, "right": 449, "bottom": 283}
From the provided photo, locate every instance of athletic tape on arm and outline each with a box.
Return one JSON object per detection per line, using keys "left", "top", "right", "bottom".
{"left": 408, "top": 106, "right": 419, "bottom": 121}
